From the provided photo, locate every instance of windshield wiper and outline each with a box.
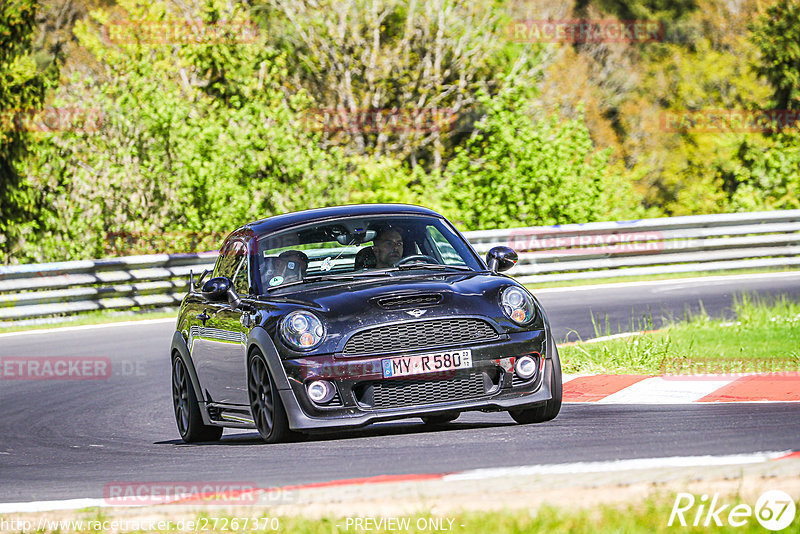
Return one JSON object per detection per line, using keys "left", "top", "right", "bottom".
{"left": 265, "top": 272, "right": 390, "bottom": 291}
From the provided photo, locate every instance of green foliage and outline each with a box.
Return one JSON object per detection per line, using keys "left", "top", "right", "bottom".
{"left": 0, "top": 0, "right": 57, "bottom": 263}
{"left": 750, "top": 0, "right": 800, "bottom": 110}
{"left": 11, "top": 0, "right": 800, "bottom": 264}
{"left": 20, "top": 0, "right": 439, "bottom": 260}
{"left": 717, "top": 133, "right": 800, "bottom": 211}
{"left": 23, "top": 0, "right": 339, "bottom": 259}
{"left": 711, "top": 0, "right": 800, "bottom": 212}
{"left": 443, "top": 87, "right": 646, "bottom": 230}
{"left": 255, "top": 0, "right": 544, "bottom": 171}
{"left": 13, "top": 0, "right": 632, "bottom": 262}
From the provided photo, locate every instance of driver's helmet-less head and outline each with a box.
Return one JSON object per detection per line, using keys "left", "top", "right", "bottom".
{"left": 278, "top": 250, "right": 309, "bottom": 280}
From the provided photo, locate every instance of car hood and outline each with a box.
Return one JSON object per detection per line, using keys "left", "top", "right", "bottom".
{"left": 261, "top": 272, "right": 537, "bottom": 356}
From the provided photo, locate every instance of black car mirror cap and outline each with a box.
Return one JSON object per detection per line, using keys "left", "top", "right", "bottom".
{"left": 201, "top": 276, "right": 232, "bottom": 302}
{"left": 486, "top": 246, "right": 518, "bottom": 273}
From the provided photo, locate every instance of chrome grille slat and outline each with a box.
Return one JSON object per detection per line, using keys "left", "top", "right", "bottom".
{"left": 343, "top": 318, "right": 498, "bottom": 356}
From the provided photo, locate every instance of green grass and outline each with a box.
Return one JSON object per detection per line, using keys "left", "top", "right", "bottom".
{"left": 192, "top": 494, "right": 793, "bottom": 533}
{"left": 0, "top": 309, "right": 176, "bottom": 334}
{"left": 524, "top": 266, "right": 798, "bottom": 290}
{"left": 560, "top": 294, "right": 800, "bottom": 375}
{"left": 17, "top": 493, "right": 790, "bottom": 533}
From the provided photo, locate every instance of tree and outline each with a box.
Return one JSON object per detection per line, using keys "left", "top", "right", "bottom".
{"left": 256, "top": 0, "right": 543, "bottom": 171}
{"left": 442, "top": 86, "right": 647, "bottom": 230}
{"left": 0, "top": 0, "right": 56, "bottom": 264}
{"left": 712, "top": 0, "right": 800, "bottom": 212}
{"left": 21, "top": 0, "right": 428, "bottom": 260}
{"left": 750, "top": 0, "right": 800, "bottom": 110}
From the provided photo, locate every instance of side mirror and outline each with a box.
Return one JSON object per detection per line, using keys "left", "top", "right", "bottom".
{"left": 201, "top": 277, "right": 232, "bottom": 302}
{"left": 486, "top": 246, "right": 518, "bottom": 273}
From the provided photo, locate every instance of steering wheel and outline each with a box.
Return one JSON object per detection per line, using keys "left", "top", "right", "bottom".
{"left": 395, "top": 254, "right": 440, "bottom": 266}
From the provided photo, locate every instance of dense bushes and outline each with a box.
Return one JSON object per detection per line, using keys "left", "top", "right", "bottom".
{"left": 2, "top": 0, "right": 798, "bottom": 263}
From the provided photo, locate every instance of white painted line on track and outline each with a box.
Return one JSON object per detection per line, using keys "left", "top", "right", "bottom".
{"left": 2, "top": 451, "right": 796, "bottom": 514}
{"left": 529, "top": 270, "right": 800, "bottom": 294}
{"left": 0, "top": 318, "right": 176, "bottom": 338}
{"left": 597, "top": 376, "right": 736, "bottom": 404}
{"left": 0, "top": 498, "right": 108, "bottom": 514}
{"left": 442, "top": 451, "right": 793, "bottom": 481}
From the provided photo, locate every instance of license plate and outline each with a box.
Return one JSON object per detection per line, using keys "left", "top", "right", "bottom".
{"left": 381, "top": 349, "right": 473, "bottom": 378}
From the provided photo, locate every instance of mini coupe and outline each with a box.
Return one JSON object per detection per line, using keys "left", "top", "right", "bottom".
{"left": 170, "top": 204, "right": 562, "bottom": 443}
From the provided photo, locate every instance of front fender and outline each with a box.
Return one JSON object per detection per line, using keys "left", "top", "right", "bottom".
{"left": 246, "top": 327, "right": 291, "bottom": 390}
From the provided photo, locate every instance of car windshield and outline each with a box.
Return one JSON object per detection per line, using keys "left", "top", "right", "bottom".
{"left": 254, "top": 215, "right": 482, "bottom": 293}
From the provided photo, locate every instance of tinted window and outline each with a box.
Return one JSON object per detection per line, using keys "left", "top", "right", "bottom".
{"left": 254, "top": 215, "right": 481, "bottom": 293}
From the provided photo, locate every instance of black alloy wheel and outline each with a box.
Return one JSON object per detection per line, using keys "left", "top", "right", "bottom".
{"left": 172, "top": 356, "right": 223, "bottom": 442}
{"left": 248, "top": 352, "right": 291, "bottom": 443}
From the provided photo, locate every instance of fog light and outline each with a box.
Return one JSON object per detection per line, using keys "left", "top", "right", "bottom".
{"left": 306, "top": 380, "right": 335, "bottom": 404}
{"left": 515, "top": 356, "right": 537, "bottom": 380}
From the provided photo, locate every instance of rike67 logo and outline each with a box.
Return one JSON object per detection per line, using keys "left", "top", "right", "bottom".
{"left": 669, "top": 490, "right": 796, "bottom": 531}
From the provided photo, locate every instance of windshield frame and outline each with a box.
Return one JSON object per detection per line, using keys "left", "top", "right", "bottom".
{"left": 249, "top": 213, "right": 484, "bottom": 295}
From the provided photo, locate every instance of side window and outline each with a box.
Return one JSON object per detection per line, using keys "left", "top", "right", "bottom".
{"left": 428, "top": 226, "right": 466, "bottom": 266}
{"left": 215, "top": 239, "right": 250, "bottom": 294}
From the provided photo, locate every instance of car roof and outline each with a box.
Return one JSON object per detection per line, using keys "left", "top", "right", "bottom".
{"left": 242, "top": 204, "right": 444, "bottom": 236}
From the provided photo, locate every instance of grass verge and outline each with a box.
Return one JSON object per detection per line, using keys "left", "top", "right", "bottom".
{"left": 559, "top": 294, "right": 800, "bottom": 374}
{"left": 7, "top": 493, "right": 793, "bottom": 534}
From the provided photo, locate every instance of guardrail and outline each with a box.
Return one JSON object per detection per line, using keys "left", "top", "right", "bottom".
{"left": 466, "top": 209, "right": 800, "bottom": 284}
{"left": 1, "top": 210, "right": 799, "bottom": 321}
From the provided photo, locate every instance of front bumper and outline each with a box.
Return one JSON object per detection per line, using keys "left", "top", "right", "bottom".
{"left": 278, "top": 329, "right": 554, "bottom": 431}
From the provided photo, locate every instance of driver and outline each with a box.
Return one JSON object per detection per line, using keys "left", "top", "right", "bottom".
{"left": 278, "top": 250, "right": 309, "bottom": 281}
{"left": 373, "top": 226, "right": 404, "bottom": 268}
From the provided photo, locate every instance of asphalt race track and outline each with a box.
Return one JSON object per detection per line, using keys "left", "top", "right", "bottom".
{"left": 1, "top": 272, "right": 799, "bottom": 503}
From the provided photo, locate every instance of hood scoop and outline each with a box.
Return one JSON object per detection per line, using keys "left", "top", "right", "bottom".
{"left": 375, "top": 293, "right": 443, "bottom": 310}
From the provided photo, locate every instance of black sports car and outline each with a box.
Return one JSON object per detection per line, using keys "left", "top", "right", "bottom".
{"left": 170, "top": 204, "right": 562, "bottom": 443}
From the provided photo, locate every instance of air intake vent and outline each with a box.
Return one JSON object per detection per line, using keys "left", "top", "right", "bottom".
{"left": 376, "top": 293, "right": 443, "bottom": 310}
{"left": 356, "top": 372, "right": 488, "bottom": 409}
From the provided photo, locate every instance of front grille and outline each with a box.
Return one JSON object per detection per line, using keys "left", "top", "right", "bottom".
{"left": 342, "top": 318, "right": 499, "bottom": 356}
{"left": 362, "top": 372, "right": 487, "bottom": 409}
{"left": 376, "top": 294, "right": 443, "bottom": 310}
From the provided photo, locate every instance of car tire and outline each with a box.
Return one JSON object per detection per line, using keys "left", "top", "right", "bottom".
{"left": 421, "top": 413, "right": 459, "bottom": 425}
{"left": 509, "top": 349, "right": 563, "bottom": 425}
{"left": 172, "top": 356, "right": 223, "bottom": 443}
{"left": 248, "top": 351, "right": 291, "bottom": 444}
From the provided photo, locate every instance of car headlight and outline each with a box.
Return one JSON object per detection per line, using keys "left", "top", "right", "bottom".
{"left": 280, "top": 311, "right": 325, "bottom": 350}
{"left": 501, "top": 286, "right": 536, "bottom": 325}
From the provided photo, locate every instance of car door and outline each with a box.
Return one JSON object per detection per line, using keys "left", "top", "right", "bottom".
{"left": 190, "top": 238, "right": 250, "bottom": 406}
